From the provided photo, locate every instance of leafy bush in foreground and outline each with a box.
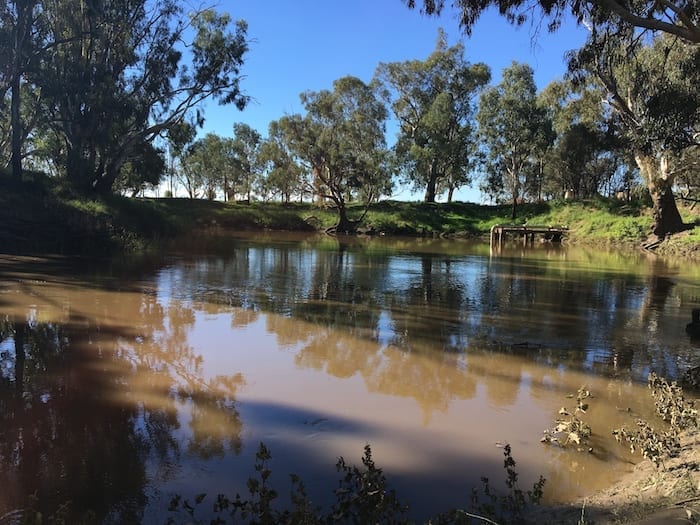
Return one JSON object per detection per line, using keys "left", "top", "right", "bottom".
{"left": 166, "top": 442, "right": 545, "bottom": 525}
{"left": 613, "top": 373, "right": 699, "bottom": 467}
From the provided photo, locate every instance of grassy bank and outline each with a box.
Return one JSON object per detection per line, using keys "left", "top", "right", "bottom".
{"left": 1, "top": 173, "right": 698, "bottom": 256}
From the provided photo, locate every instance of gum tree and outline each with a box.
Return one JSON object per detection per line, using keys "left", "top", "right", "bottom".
{"left": 538, "top": 79, "right": 627, "bottom": 199}
{"left": 569, "top": 30, "right": 699, "bottom": 238}
{"left": 477, "top": 62, "right": 552, "bottom": 219}
{"left": 259, "top": 120, "right": 307, "bottom": 203}
{"left": 0, "top": 0, "right": 44, "bottom": 180}
{"left": 278, "top": 76, "right": 390, "bottom": 233}
{"left": 231, "top": 123, "right": 263, "bottom": 202}
{"left": 375, "top": 30, "right": 490, "bottom": 202}
{"left": 405, "top": 0, "right": 699, "bottom": 239}
{"left": 32, "top": 0, "right": 248, "bottom": 193}
{"left": 404, "top": 0, "right": 700, "bottom": 43}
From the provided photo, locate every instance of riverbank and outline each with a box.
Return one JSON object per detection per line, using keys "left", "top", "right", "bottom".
{"left": 1, "top": 180, "right": 698, "bottom": 523}
{"left": 523, "top": 371, "right": 700, "bottom": 524}
{"left": 522, "top": 429, "right": 700, "bottom": 524}
{"left": 1, "top": 175, "right": 698, "bottom": 257}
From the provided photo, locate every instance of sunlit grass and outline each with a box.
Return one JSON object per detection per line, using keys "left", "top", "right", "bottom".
{"left": 1, "top": 166, "right": 697, "bottom": 256}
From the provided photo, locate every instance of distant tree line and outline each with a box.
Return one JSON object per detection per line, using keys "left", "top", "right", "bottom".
{"left": 0, "top": 0, "right": 697, "bottom": 238}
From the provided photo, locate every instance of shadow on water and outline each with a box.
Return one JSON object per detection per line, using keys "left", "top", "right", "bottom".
{"left": 0, "top": 314, "right": 150, "bottom": 523}
{"left": 1, "top": 234, "right": 700, "bottom": 522}
{"left": 0, "top": 308, "right": 246, "bottom": 522}
{"left": 0, "top": 308, "right": 499, "bottom": 523}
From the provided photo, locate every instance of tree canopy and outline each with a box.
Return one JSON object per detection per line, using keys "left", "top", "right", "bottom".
{"left": 277, "top": 76, "right": 391, "bottom": 233}
{"left": 569, "top": 24, "right": 699, "bottom": 236}
{"left": 406, "top": 0, "right": 699, "bottom": 238}
{"left": 375, "top": 30, "right": 490, "bottom": 203}
{"left": 1, "top": 0, "right": 249, "bottom": 193}
{"left": 477, "top": 62, "right": 552, "bottom": 219}
{"left": 404, "top": 0, "right": 700, "bottom": 44}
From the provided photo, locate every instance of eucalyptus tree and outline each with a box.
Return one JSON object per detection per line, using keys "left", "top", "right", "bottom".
{"left": 113, "top": 142, "right": 166, "bottom": 197}
{"left": 259, "top": 120, "right": 307, "bottom": 203}
{"left": 404, "top": 0, "right": 700, "bottom": 44}
{"left": 569, "top": 31, "right": 699, "bottom": 237}
{"left": 163, "top": 120, "right": 197, "bottom": 197}
{"left": 231, "top": 123, "right": 262, "bottom": 202}
{"left": 538, "top": 79, "right": 628, "bottom": 199}
{"left": 404, "top": 0, "right": 698, "bottom": 239}
{"left": 278, "top": 76, "right": 391, "bottom": 233}
{"left": 0, "top": 0, "right": 43, "bottom": 179}
{"left": 477, "top": 62, "right": 552, "bottom": 219}
{"left": 33, "top": 0, "right": 248, "bottom": 194}
{"left": 375, "top": 30, "right": 490, "bottom": 202}
{"left": 178, "top": 146, "right": 205, "bottom": 200}
{"left": 180, "top": 133, "right": 237, "bottom": 200}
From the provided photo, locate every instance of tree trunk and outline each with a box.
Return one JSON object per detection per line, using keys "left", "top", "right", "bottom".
{"left": 9, "top": 0, "right": 34, "bottom": 183}
{"left": 424, "top": 163, "right": 438, "bottom": 203}
{"left": 10, "top": 73, "right": 23, "bottom": 182}
{"left": 66, "top": 147, "right": 90, "bottom": 191}
{"left": 335, "top": 204, "right": 356, "bottom": 234}
{"left": 511, "top": 173, "right": 519, "bottom": 221}
{"left": 424, "top": 176, "right": 437, "bottom": 203}
{"left": 650, "top": 184, "right": 686, "bottom": 238}
{"left": 635, "top": 151, "right": 687, "bottom": 239}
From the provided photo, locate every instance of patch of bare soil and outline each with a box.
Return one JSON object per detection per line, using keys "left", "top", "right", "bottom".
{"left": 524, "top": 431, "right": 700, "bottom": 524}
{"left": 651, "top": 229, "right": 700, "bottom": 259}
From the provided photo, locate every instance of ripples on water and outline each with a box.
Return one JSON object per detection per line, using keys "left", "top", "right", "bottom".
{"left": 0, "top": 235, "right": 698, "bottom": 522}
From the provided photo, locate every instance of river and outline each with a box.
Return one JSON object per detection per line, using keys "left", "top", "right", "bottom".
{"left": 1, "top": 232, "right": 698, "bottom": 523}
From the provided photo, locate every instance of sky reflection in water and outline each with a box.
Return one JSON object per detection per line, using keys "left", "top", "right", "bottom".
{"left": 0, "top": 236, "right": 699, "bottom": 523}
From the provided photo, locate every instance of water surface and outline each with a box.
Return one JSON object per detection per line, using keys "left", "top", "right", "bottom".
{"left": 1, "top": 234, "right": 698, "bottom": 522}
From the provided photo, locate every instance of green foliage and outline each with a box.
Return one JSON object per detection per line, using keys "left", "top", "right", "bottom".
{"left": 462, "top": 444, "right": 546, "bottom": 525}
{"left": 404, "top": 0, "right": 700, "bottom": 44}
{"left": 230, "top": 123, "right": 264, "bottom": 202}
{"left": 330, "top": 444, "right": 409, "bottom": 524}
{"left": 166, "top": 442, "right": 544, "bottom": 525}
{"left": 166, "top": 442, "right": 408, "bottom": 525}
{"left": 181, "top": 133, "right": 239, "bottom": 200}
{"left": 259, "top": 120, "right": 308, "bottom": 203}
{"left": 526, "top": 199, "right": 652, "bottom": 244}
{"left": 569, "top": 25, "right": 698, "bottom": 238}
{"left": 613, "top": 373, "right": 699, "bottom": 468}
{"left": 3, "top": 0, "right": 249, "bottom": 194}
{"left": 277, "top": 76, "right": 390, "bottom": 233}
{"left": 541, "top": 387, "right": 593, "bottom": 450}
{"left": 545, "top": 103, "right": 627, "bottom": 200}
{"left": 375, "top": 30, "right": 490, "bottom": 203}
{"left": 1, "top": 171, "right": 694, "bottom": 256}
{"left": 477, "top": 62, "right": 552, "bottom": 219}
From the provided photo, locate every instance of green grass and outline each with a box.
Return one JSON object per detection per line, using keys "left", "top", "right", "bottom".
{"left": 1, "top": 169, "right": 698, "bottom": 256}
{"left": 525, "top": 199, "right": 653, "bottom": 244}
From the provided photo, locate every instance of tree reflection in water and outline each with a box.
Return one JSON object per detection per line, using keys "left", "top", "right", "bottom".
{"left": 0, "top": 237, "right": 699, "bottom": 522}
{"left": 0, "top": 279, "right": 245, "bottom": 522}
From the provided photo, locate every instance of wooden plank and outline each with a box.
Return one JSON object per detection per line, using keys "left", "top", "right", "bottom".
{"left": 490, "top": 224, "right": 568, "bottom": 246}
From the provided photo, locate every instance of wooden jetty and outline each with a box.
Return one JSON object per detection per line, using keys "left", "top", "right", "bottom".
{"left": 490, "top": 224, "right": 568, "bottom": 247}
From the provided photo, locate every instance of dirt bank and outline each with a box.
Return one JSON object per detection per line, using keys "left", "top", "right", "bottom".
{"left": 525, "top": 430, "right": 700, "bottom": 524}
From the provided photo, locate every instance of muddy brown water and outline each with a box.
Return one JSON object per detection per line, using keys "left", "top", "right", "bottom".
{"left": 1, "top": 232, "right": 699, "bottom": 523}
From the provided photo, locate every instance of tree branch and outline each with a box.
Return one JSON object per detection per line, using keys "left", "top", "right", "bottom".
{"left": 595, "top": 0, "right": 700, "bottom": 43}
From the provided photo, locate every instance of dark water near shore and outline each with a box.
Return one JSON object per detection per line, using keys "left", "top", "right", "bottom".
{"left": 1, "top": 232, "right": 699, "bottom": 523}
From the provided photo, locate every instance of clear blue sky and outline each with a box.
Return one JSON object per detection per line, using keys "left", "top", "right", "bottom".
{"left": 200, "top": 1, "right": 589, "bottom": 201}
